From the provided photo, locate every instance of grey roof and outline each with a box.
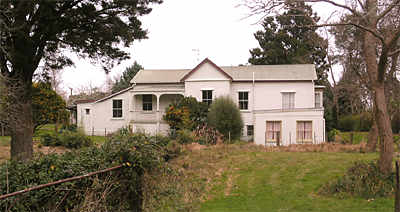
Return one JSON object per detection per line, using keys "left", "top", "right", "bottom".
{"left": 131, "top": 64, "right": 316, "bottom": 84}
{"left": 131, "top": 69, "right": 190, "bottom": 83}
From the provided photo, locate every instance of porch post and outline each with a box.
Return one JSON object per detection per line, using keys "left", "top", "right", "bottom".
{"left": 156, "top": 94, "right": 161, "bottom": 134}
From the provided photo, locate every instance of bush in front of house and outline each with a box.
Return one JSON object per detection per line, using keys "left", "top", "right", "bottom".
{"left": 164, "top": 96, "right": 208, "bottom": 131}
{"left": 40, "top": 130, "right": 93, "bottom": 149}
{"left": 207, "top": 96, "right": 243, "bottom": 142}
{"left": 0, "top": 131, "right": 167, "bottom": 211}
{"left": 319, "top": 160, "right": 394, "bottom": 199}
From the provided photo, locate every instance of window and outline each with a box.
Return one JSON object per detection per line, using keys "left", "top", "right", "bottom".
{"left": 112, "top": 100, "right": 123, "bottom": 118}
{"left": 202, "top": 90, "right": 213, "bottom": 105}
{"left": 142, "top": 95, "right": 153, "bottom": 111}
{"left": 297, "top": 121, "right": 312, "bottom": 143}
{"left": 266, "top": 121, "right": 281, "bottom": 143}
{"left": 239, "top": 92, "right": 249, "bottom": 110}
{"left": 85, "top": 109, "right": 90, "bottom": 115}
{"left": 315, "top": 92, "right": 322, "bottom": 108}
{"left": 282, "top": 92, "right": 295, "bottom": 109}
{"left": 247, "top": 125, "right": 254, "bottom": 136}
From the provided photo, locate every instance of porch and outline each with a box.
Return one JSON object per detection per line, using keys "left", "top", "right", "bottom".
{"left": 129, "top": 84, "right": 184, "bottom": 134}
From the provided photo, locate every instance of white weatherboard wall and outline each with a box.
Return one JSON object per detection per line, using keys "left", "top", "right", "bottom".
{"left": 254, "top": 110, "right": 325, "bottom": 146}
{"left": 184, "top": 62, "right": 231, "bottom": 101}
{"left": 253, "top": 82, "right": 314, "bottom": 110}
{"left": 77, "top": 103, "right": 93, "bottom": 134}
{"left": 78, "top": 91, "right": 131, "bottom": 136}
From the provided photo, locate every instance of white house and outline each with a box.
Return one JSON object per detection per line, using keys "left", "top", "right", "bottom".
{"left": 77, "top": 58, "right": 325, "bottom": 146}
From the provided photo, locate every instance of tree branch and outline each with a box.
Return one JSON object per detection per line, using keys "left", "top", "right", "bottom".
{"left": 377, "top": 0, "right": 400, "bottom": 22}
{"left": 306, "top": 0, "right": 360, "bottom": 15}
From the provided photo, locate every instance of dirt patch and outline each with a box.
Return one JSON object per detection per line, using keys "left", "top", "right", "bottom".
{"left": 0, "top": 143, "right": 68, "bottom": 163}
{"left": 185, "top": 143, "right": 207, "bottom": 151}
{"left": 257, "top": 142, "right": 367, "bottom": 153}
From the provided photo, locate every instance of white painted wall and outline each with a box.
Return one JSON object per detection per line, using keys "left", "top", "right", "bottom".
{"left": 252, "top": 82, "right": 314, "bottom": 110}
{"left": 253, "top": 110, "right": 325, "bottom": 146}
{"left": 77, "top": 103, "right": 93, "bottom": 134}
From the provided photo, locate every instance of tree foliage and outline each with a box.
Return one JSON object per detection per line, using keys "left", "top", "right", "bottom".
{"left": 248, "top": 1, "right": 329, "bottom": 84}
{"left": 112, "top": 61, "right": 142, "bottom": 93}
{"left": 32, "top": 82, "right": 69, "bottom": 132}
{"left": 0, "top": 0, "right": 161, "bottom": 160}
{"left": 164, "top": 96, "right": 208, "bottom": 131}
{"left": 207, "top": 96, "right": 243, "bottom": 141}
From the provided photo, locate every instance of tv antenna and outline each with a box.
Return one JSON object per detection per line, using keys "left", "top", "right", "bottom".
{"left": 192, "top": 48, "right": 200, "bottom": 62}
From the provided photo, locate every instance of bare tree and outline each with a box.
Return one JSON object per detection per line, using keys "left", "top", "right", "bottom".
{"left": 242, "top": 0, "right": 400, "bottom": 174}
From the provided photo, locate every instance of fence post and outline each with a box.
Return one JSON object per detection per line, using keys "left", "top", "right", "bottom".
{"left": 105, "top": 128, "right": 106, "bottom": 137}
{"left": 92, "top": 127, "right": 94, "bottom": 136}
{"left": 277, "top": 132, "right": 280, "bottom": 146}
{"left": 1, "top": 124, "right": 4, "bottom": 137}
{"left": 396, "top": 161, "right": 400, "bottom": 212}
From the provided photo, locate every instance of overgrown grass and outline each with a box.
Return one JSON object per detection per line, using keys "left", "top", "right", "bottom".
{"left": 149, "top": 144, "right": 393, "bottom": 212}
{"left": 0, "top": 136, "right": 10, "bottom": 146}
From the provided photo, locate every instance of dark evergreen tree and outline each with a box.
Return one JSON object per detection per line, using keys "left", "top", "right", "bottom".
{"left": 112, "top": 62, "right": 142, "bottom": 93}
{"left": 248, "top": 2, "right": 329, "bottom": 85}
{"left": 0, "top": 0, "right": 162, "bottom": 161}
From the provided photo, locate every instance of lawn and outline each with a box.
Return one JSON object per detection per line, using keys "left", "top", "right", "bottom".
{"left": 159, "top": 144, "right": 393, "bottom": 212}
{"left": 0, "top": 124, "right": 107, "bottom": 162}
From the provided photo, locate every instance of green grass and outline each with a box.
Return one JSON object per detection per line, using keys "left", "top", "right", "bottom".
{"left": 91, "top": 136, "right": 107, "bottom": 145}
{"left": 339, "top": 131, "right": 369, "bottom": 144}
{"left": 199, "top": 151, "right": 391, "bottom": 212}
{"left": 152, "top": 144, "right": 393, "bottom": 212}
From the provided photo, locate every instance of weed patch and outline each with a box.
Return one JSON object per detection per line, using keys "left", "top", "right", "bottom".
{"left": 319, "top": 160, "right": 395, "bottom": 199}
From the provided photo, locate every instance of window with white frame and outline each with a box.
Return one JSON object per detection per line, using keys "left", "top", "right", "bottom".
{"left": 85, "top": 108, "right": 90, "bottom": 115}
{"left": 112, "top": 100, "right": 123, "bottom": 118}
{"left": 266, "top": 121, "right": 281, "bottom": 143}
{"left": 315, "top": 92, "right": 322, "bottom": 108}
{"left": 202, "top": 90, "right": 213, "bottom": 105}
{"left": 282, "top": 92, "right": 295, "bottom": 109}
{"left": 297, "top": 121, "right": 312, "bottom": 143}
{"left": 238, "top": 91, "right": 249, "bottom": 110}
{"left": 142, "top": 95, "right": 153, "bottom": 111}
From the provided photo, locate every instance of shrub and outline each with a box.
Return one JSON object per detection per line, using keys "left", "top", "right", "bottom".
{"left": 0, "top": 132, "right": 167, "bottom": 211}
{"left": 207, "top": 96, "right": 243, "bottom": 141}
{"left": 338, "top": 113, "right": 372, "bottom": 132}
{"left": 319, "top": 160, "right": 394, "bottom": 199}
{"left": 40, "top": 131, "right": 93, "bottom": 149}
{"left": 163, "top": 96, "right": 208, "bottom": 131}
{"left": 61, "top": 124, "right": 77, "bottom": 132}
{"left": 327, "top": 129, "right": 340, "bottom": 142}
{"left": 175, "top": 129, "right": 195, "bottom": 144}
{"left": 193, "top": 124, "right": 223, "bottom": 145}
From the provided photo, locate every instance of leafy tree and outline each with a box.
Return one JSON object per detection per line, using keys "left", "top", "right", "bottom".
{"left": 0, "top": 0, "right": 161, "bottom": 160}
{"left": 207, "top": 96, "right": 243, "bottom": 141}
{"left": 164, "top": 96, "right": 208, "bottom": 131}
{"left": 112, "top": 61, "right": 142, "bottom": 93}
{"left": 248, "top": 1, "right": 329, "bottom": 85}
{"left": 243, "top": 0, "right": 400, "bottom": 175}
{"left": 32, "top": 82, "right": 69, "bottom": 132}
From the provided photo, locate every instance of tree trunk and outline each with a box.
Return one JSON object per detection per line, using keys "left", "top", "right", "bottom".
{"left": 3, "top": 76, "right": 34, "bottom": 161}
{"left": 362, "top": 0, "right": 394, "bottom": 174}
{"left": 366, "top": 118, "right": 378, "bottom": 152}
{"left": 374, "top": 83, "right": 394, "bottom": 174}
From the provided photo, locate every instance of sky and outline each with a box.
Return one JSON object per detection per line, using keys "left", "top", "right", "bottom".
{"left": 61, "top": 0, "right": 339, "bottom": 96}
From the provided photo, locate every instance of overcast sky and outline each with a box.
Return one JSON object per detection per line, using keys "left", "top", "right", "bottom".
{"left": 61, "top": 0, "right": 338, "bottom": 95}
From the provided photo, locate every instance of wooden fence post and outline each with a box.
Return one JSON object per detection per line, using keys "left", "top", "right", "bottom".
{"left": 395, "top": 161, "right": 400, "bottom": 212}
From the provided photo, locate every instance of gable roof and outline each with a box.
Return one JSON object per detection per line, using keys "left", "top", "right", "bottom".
{"left": 131, "top": 60, "right": 317, "bottom": 84}
{"left": 180, "top": 58, "right": 233, "bottom": 82}
{"left": 94, "top": 87, "right": 133, "bottom": 103}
